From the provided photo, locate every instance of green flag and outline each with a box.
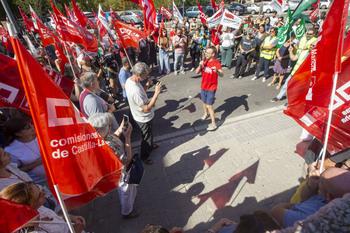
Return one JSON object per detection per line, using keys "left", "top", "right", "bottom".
{"left": 292, "top": 0, "right": 318, "bottom": 17}
{"left": 295, "top": 19, "right": 307, "bottom": 40}
{"left": 277, "top": 8, "right": 293, "bottom": 48}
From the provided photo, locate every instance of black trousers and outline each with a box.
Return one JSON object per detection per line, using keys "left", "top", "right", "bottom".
{"left": 136, "top": 119, "right": 154, "bottom": 161}
{"left": 234, "top": 56, "right": 249, "bottom": 77}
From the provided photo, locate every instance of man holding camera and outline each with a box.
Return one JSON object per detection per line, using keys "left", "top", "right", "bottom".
{"left": 125, "top": 62, "right": 162, "bottom": 165}
{"left": 232, "top": 28, "right": 256, "bottom": 79}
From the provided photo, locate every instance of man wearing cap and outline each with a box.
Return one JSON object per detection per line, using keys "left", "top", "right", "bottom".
{"left": 231, "top": 28, "right": 256, "bottom": 79}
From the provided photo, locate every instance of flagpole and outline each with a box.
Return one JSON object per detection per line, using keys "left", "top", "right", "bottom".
{"left": 53, "top": 184, "right": 76, "bottom": 233}
{"left": 319, "top": 72, "right": 339, "bottom": 172}
{"left": 123, "top": 0, "right": 126, "bottom": 23}
{"left": 63, "top": 42, "right": 78, "bottom": 81}
{"left": 123, "top": 47, "right": 134, "bottom": 69}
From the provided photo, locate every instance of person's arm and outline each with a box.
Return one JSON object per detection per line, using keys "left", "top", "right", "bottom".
{"left": 121, "top": 123, "right": 133, "bottom": 165}
{"left": 96, "top": 66, "right": 103, "bottom": 79}
{"left": 196, "top": 60, "right": 204, "bottom": 74}
{"left": 289, "top": 46, "right": 298, "bottom": 61}
{"left": 211, "top": 65, "right": 223, "bottom": 77}
{"left": 300, "top": 162, "right": 320, "bottom": 202}
{"left": 55, "top": 60, "right": 61, "bottom": 73}
{"left": 20, "top": 158, "right": 43, "bottom": 172}
{"left": 139, "top": 82, "right": 162, "bottom": 113}
{"left": 207, "top": 218, "right": 235, "bottom": 233}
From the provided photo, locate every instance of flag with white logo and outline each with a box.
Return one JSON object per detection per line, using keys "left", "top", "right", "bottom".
{"left": 271, "top": 0, "right": 286, "bottom": 14}
{"left": 173, "top": 1, "right": 184, "bottom": 23}
{"left": 294, "top": 18, "right": 307, "bottom": 40}
{"left": 9, "top": 32, "right": 123, "bottom": 210}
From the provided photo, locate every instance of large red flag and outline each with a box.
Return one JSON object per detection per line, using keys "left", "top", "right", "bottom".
{"left": 284, "top": 0, "right": 350, "bottom": 154}
{"left": 35, "top": 17, "right": 62, "bottom": 47}
{"left": 0, "top": 52, "right": 74, "bottom": 115}
{"left": 211, "top": 0, "right": 219, "bottom": 11}
{"left": 0, "top": 25, "right": 13, "bottom": 53}
{"left": 52, "top": 1, "right": 98, "bottom": 52}
{"left": 93, "top": 9, "right": 108, "bottom": 41}
{"left": 140, "top": 0, "right": 158, "bottom": 33}
{"left": 9, "top": 33, "right": 124, "bottom": 210}
{"left": 197, "top": 2, "right": 208, "bottom": 25}
{"left": 159, "top": 5, "right": 173, "bottom": 20}
{"left": 71, "top": 0, "right": 97, "bottom": 28}
{"left": 0, "top": 198, "right": 39, "bottom": 233}
{"left": 308, "top": 0, "right": 319, "bottom": 22}
{"left": 64, "top": 3, "right": 77, "bottom": 22}
{"left": 18, "top": 7, "right": 37, "bottom": 32}
{"left": 112, "top": 20, "right": 147, "bottom": 51}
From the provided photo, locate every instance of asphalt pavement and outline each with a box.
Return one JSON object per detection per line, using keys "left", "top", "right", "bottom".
{"left": 73, "top": 54, "right": 307, "bottom": 232}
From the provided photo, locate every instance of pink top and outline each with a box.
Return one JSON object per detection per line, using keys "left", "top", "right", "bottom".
{"left": 172, "top": 35, "right": 186, "bottom": 54}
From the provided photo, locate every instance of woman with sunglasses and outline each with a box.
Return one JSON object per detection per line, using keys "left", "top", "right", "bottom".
{"left": 4, "top": 117, "right": 47, "bottom": 185}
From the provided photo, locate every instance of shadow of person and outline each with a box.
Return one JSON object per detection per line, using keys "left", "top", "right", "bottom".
{"left": 215, "top": 95, "right": 249, "bottom": 124}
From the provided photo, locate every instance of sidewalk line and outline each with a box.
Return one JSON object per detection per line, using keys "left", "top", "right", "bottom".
{"left": 131, "top": 105, "right": 286, "bottom": 147}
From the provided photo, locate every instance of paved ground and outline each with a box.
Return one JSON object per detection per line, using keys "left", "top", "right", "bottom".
{"left": 75, "top": 105, "right": 306, "bottom": 233}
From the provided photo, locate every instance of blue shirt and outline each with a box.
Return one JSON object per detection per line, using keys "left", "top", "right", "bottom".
{"left": 118, "top": 68, "right": 131, "bottom": 98}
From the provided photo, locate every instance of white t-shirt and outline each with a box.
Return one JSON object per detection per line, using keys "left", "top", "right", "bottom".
{"left": 125, "top": 79, "right": 154, "bottom": 123}
{"left": 221, "top": 32, "right": 235, "bottom": 47}
{"left": 0, "top": 163, "right": 32, "bottom": 192}
{"left": 5, "top": 138, "right": 47, "bottom": 183}
{"left": 270, "top": 16, "right": 278, "bottom": 27}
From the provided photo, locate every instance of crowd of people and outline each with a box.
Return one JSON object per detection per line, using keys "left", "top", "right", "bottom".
{"left": 1, "top": 4, "right": 350, "bottom": 232}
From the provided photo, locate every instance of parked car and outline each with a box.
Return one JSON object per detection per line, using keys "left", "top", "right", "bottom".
{"left": 243, "top": 3, "right": 260, "bottom": 14}
{"left": 119, "top": 10, "right": 144, "bottom": 24}
{"left": 84, "top": 12, "right": 96, "bottom": 25}
{"left": 225, "top": 3, "right": 246, "bottom": 15}
{"left": 186, "top": 6, "right": 202, "bottom": 18}
{"left": 320, "top": 0, "right": 331, "bottom": 8}
{"left": 287, "top": 0, "right": 301, "bottom": 10}
{"left": 204, "top": 6, "right": 215, "bottom": 17}
{"left": 256, "top": 2, "right": 275, "bottom": 13}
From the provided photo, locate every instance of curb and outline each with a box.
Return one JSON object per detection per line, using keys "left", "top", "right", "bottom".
{"left": 131, "top": 105, "right": 285, "bottom": 147}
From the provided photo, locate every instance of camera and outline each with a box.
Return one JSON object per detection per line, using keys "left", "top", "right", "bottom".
{"left": 152, "top": 78, "right": 160, "bottom": 85}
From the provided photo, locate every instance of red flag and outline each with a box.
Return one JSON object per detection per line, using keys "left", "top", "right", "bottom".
{"left": 18, "top": 7, "right": 37, "bottom": 32}
{"left": 140, "top": 0, "right": 158, "bottom": 33}
{"left": 211, "top": 0, "right": 219, "bottom": 11}
{"left": 52, "top": 1, "right": 98, "bottom": 52}
{"left": 197, "top": 2, "right": 208, "bottom": 25}
{"left": 35, "top": 17, "right": 62, "bottom": 47}
{"left": 98, "top": 5, "right": 112, "bottom": 35}
{"left": 29, "top": 5, "right": 40, "bottom": 31}
{"left": 0, "top": 198, "right": 39, "bottom": 233}
{"left": 10, "top": 33, "right": 123, "bottom": 210}
{"left": 131, "top": 20, "right": 135, "bottom": 27}
{"left": 0, "top": 25, "right": 13, "bottom": 53}
{"left": 343, "top": 32, "right": 350, "bottom": 57}
{"left": 93, "top": 9, "right": 108, "bottom": 41}
{"left": 284, "top": 0, "right": 350, "bottom": 154}
{"left": 308, "top": 0, "right": 320, "bottom": 22}
{"left": 64, "top": 3, "right": 76, "bottom": 22}
{"left": 159, "top": 16, "right": 165, "bottom": 33}
{"left": 54, "top": 41, "right": 69, "bottom": 75}
{"left": 112, "top": 20, "right": 147, "bottom": 51}
{"left": 219, "top": 0, "right": 225, "bottom": 9}
{"left": 159, "top": 5, "right": 173, "bottom": 20}
{"left": 110, "top": 7, "right": 121, "bottom": 21}
{"left": 0, "top": 52, "right": 74, "bottom": 115}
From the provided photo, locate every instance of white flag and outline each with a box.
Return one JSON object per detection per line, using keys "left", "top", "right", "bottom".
{"left": 270, "top": 0, "right": 287, "bottom": 14}
{"left": 207, "top": 9, "right": 242, "bottom": 29}
{"left": 207, "top": 7, "right": 224, "bottom": 28}
{"left": 98, "top": 4, "right": 112, "bottom": 35}
{"left": 173, "top": 1, "right": 183, "bottom": 24}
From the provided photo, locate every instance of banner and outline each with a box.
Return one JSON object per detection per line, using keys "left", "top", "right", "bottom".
{"left": 284, "top": 0, "right": 350, "bottom": 154}
{"left": 197, "top": 2, "right": 208, "bottom": 25}
{"left": 271, "top": 0, "right": 286, "bottom": 14}
{"left": 18, "top": 7, "right": 37, "bottom": 32}
{"left": 173, "top": 1, "right": 184, "bottom": 24}
{"left": 35, "top": 17, "right": 62, "bottom": 47}
{"left": 112, "top": 20, "right": 147, "bottom": 51}
{"left": 294, "top": 18, "right": 307, "bottom": 40}
{"left": 0, "top": 25, "right": 13, "bottom": 52}
{"left": 0, "top": 53, "right": 74, "bottom": 115}
{"left": 220, "top": 9, "right": 242, "bottom": 29}
{"left": 0, "top": 198, "right": 39, "bottom": 233}
{"left": 308, "top": 0, "right": 320, "bottom": 22}
{"left": 10, "top": 34, "right": 124, "bottom": 210}
{"left": 277, "top": 8, "right": 293, "bottom": 47}
{"left": 159, "top": 5, "right": 173, "bottom": 20}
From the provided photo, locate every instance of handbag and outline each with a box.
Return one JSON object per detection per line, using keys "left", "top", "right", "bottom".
{"left": 123, "top": 153, "right": 144, "bottom": 185}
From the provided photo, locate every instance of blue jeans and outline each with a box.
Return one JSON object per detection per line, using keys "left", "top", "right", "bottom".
{"left": 159, "top": 49, "right": 171, "bottom": 73}
{"left": 174, "top": 53, "right": 184, "bottom": 72}
{"left": 255, "top": 57, "right": 271, "bottom": 78}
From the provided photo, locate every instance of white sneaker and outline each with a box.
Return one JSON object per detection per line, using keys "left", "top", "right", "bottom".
{"left": 251, "top": 76, "right": 258, "bottom": 81}
{"left": 190, "top": 68, "right": 195, "bottom": 72}
{"left": 180, "top": 70, "right": 186, "bottom": 74}
{"left": 174, "top": 71, "right": 178, "bottom": 75}
{"left": 230, "top": 75, "right": 236, "bottom": 79}
{"left": 262, "top": 77, "right": 266, "bottom": 82}
{"left": 238, "top": 76, "right": 243, "bottom": 79}
{"left": 207, "top": 124, "right": 217, "bottom": 131}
